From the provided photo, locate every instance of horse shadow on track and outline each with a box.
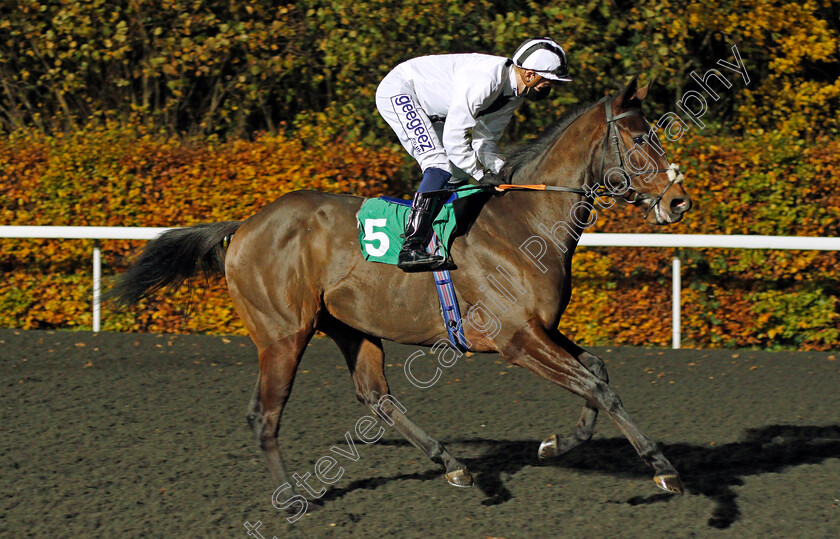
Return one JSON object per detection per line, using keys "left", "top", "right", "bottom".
{"left": 320, "top": 424, "right": 840, "bottom": 529}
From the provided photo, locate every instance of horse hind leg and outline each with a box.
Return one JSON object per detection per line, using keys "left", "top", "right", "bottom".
{"left": 247, "top": 327, "right": 313, "bottom": 511}
{"left": 327, "top": 323, "right": 474, "bottom": 488}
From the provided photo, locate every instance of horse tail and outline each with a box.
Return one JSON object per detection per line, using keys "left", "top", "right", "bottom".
{"left": 107, "top": 221, "right": 242, "bottom": 307}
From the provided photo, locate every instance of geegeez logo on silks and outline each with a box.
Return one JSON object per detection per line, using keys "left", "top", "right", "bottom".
{"left": 391, "top": 94, "right": 436, "bottom": 155}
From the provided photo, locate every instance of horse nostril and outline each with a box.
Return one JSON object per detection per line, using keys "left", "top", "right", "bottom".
{"left": 670, "top": 197, "right": 691, "bottom": 213}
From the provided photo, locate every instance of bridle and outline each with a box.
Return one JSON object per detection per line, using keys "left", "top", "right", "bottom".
{"left": 597, "top": 100, "right": 683, "bottom": 218}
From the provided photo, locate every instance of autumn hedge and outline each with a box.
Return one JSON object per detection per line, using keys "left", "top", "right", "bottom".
{"left": 0, "top": 122, "right": 406, "bottom": 331}
{"left": 1, "top": 123, "right": 838, "bottom": 349}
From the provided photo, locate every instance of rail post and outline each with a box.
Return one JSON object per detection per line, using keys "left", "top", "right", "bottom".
{"left": 93, "top": 241, "right": 101, "bottom": 332}
{"left": 672, "top": 250, "right": 681, "bottom": 349}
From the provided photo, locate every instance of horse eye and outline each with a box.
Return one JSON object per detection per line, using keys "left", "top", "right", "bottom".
{"left": 633, "top": 136, "right": 645, "bottom": 144}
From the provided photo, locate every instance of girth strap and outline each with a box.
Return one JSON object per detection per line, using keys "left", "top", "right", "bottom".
{"left": 428, "top": 232, "right": 469, "bottom": 352}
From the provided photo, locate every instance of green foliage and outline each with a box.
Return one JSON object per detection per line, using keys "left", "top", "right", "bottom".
{"left": 1, "top": 0, "right": 837, "bottom": 139}
{"left": 749, "top": 287, "right": 839, "bottom": 349}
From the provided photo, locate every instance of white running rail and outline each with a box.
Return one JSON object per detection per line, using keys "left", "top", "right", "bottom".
{"left": 3, "top": 226, "right": 840, "bottom": 347}
{"left": 1, "top": 227, "right": 172, "bottom": 333}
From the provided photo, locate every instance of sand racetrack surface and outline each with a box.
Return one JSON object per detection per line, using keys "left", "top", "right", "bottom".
{"left": 1, "top": 328, "right": 839, "bottom": 537}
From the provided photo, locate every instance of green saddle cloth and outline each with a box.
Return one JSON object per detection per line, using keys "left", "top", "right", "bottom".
{"left": 356, "top": 187, "right": 483, "bottom": 266}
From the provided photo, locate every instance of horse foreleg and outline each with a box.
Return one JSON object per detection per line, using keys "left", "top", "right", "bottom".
{"left": 330, "top": 327, "right": 474, "bottom": 488}
{"left": 503, "top": 320, "right": 683, "bottom": 494}
{"left": 538, "top": 329, "right": 608, "bottom": 460}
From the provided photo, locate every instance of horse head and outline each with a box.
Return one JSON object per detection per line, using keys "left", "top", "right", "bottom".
{"left": 599, "top": 76, "right": 692, "bottom": 224}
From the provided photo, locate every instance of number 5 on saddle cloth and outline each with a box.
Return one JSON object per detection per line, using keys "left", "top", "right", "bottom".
{"left": 356, "top": 187, "right": 484, "bottom": 352}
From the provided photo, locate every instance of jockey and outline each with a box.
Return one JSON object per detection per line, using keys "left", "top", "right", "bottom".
{"left": 375, "top": 37, "right": 572, "bottom": 272}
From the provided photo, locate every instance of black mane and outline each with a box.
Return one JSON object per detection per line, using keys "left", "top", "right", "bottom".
{"left": 500, "top": 95, "right": 610, "bottom": 183}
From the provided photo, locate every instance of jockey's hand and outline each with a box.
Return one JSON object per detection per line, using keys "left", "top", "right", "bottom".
{"left": 479, "top": 171, "right": 504, "bottom": 187}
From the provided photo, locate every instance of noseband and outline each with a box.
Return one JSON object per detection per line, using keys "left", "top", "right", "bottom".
{"left": 597, "top": 100, "right": 683, "bottom": 218}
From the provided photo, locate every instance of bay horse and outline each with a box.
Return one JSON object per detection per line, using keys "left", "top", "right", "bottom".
{"left": 110, "top": 76, "right": 692, "bottom": 505}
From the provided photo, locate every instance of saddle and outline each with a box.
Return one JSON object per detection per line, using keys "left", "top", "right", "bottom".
{"left": 356, "top": 186, "right": 486, "bottom": 265}
{"left": 356, "top": 187, "right": 490, "bottom": 351}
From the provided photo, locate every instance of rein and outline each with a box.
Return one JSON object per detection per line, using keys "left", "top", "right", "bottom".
{"left": 422, "top": 99, "right": 685, "bottom": 216}
{"left": 419, "top": 183, "right": 597, "bottom": 197}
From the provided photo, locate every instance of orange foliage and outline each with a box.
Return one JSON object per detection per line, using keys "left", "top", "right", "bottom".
{"left": 1, "top": 124, "right": 839, "bottom": 350}
{"left": 562, "top": 131, "right": 840, "bottom": 350}
{"left": 0, "top": 122, "right": 406, "bottom": 334}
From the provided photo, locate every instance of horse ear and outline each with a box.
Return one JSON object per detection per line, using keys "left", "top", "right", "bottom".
{"left": 620, "top": 75, "right": 640, "bottom": 109}
{"left": 635, "top": 76, "right": 653, "bottom": 101}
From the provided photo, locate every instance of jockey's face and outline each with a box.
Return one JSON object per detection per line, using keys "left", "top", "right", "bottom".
{"left": 516, "top": 68, "right": 555, "bottom": 101}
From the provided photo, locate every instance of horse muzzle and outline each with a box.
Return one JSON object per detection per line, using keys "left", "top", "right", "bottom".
{"left": 640, "top": 193, "right": 692, "bottom": 224}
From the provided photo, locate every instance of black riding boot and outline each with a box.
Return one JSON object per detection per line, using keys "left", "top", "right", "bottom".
{"left": 397, "top": 192, "right": 445, "bottom": 272}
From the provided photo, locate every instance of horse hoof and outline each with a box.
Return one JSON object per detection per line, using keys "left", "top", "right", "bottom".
{"left": 653, "top": 474, "right": 684, "bottom": 494}
{"left": 538, "top": 434, "right": 559, "bottom": 461}
{"left": 301, "top": 499, "right": 324, "bottom": 513}
{"left": 445, "top": 468, "right": 474, "bottom": 488}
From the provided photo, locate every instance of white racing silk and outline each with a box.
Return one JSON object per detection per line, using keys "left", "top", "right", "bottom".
{"left": 377, "top": 53, "right": 522, "bottom": 179}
